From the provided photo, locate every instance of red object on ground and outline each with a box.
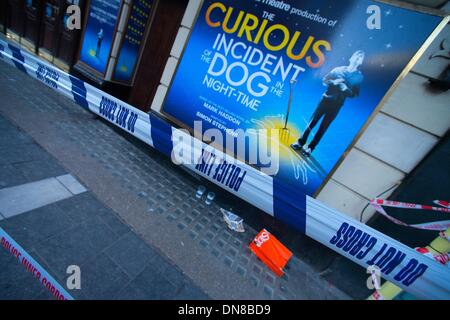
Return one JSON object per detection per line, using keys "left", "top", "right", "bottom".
{"left": 249, "top": 229, "right": 293, "bottom": 277}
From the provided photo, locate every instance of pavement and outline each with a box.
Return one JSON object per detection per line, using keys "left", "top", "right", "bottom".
{"left": 0, "top": 110, "right": 208, "bottom": 300}
{"left": 0, "top": 59, "right": 372, "bottom": 300}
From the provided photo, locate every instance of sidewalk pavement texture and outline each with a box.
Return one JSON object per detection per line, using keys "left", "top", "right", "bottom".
{"left": 0, "top": 111, "right": 208, "bottom": 300}
{"left": 0, "top": 59, "right": 371, "bottom": 299}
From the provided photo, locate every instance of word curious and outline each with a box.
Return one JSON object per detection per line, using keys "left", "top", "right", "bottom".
{"left": 205, "top": 2, "right": 332, "bottom": 68}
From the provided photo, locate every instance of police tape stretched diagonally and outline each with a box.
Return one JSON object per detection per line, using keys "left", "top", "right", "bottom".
{"left": 370, "top": 199, "right": 450, "bottom": 231}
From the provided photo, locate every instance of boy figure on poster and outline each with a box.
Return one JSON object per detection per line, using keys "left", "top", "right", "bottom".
{"left": 291, "top": 50, "right": 365, "bottom": 157}
{"left": 96, "top": 29, "right": 104, "bottom": 58}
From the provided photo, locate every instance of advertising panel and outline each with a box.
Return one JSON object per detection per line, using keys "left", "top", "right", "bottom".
{"left": 162, "top": 0, "right": 442, "bottom": 209}
{"left": 113, "top": 0, "right": 154, "bottom": 83}
{"left": 79, "top": 0, "right": 123, "bottom": 75}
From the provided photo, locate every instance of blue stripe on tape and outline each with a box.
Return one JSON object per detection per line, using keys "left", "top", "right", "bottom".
{"left": 0, "top": 43, "right": 4, "bottom": 59}
{"left": 273, "top": 179, "right": 307, "bottom": 233}
{"left": 69, "top": 75, "right": 89, "bottom": 110}
{"left": 149, "top": 113, "right": 174, "bottom": 158}
{"left": 7, "top": 43, "right": 27, "bottom": 74}
{"left": 0, "top": 227, "right": 74, "bottom": 300}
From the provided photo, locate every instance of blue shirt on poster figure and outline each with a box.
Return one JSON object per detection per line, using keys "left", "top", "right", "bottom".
{"left": 96, "top": 29, "right": 104, "bottom": 58}
{"left": 292, "top": 50, "right": 365, "bottom": 156}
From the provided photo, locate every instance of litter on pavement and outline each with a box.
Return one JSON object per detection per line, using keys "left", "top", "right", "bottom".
{"left": 249, "top": 229, "right": 293, "bottom": 277}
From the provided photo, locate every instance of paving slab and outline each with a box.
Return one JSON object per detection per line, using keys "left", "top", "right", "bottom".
{"left": 105, "top": 232, "right": 158, "bottom": 279}
{"left": 0, "top": 177, "right": 73, "bottom": 218}
{"left": 78, "top": 253, "right": 132, "bottom": 300}
{"left": 56, "top": 174, "right": 88, "bottom": 195}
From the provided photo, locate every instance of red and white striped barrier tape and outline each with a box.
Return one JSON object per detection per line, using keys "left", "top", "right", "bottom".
{"left": 372, "top": 290, "right": 385, "bottom": 301}
{"left": 370, "top": 199, "right": 450, "bottom": 231}
{"left": 434, "top": 200, "right": 450, "bottom": 209}
{"left": 416, "top": 247, "right": 450, "bottom": 266}
{"left": 439, "top": 231, "right": 450, "bottom": 242}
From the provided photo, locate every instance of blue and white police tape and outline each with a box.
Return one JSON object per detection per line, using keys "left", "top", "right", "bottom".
{"left": 1, "top": 38, "right": 449, "bottom": 299}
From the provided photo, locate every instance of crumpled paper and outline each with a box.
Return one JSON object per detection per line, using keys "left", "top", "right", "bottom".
{"left": 220, "top": 208, "right": 245, "bottom": 233}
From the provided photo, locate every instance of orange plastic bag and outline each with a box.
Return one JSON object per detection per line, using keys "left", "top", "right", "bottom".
{"left": 249, "top": 229, "right": 293, "bottom": 277}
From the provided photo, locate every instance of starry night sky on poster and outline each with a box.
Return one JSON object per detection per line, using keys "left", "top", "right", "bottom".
{"left": 163, "top": 0, "right": 442, "bottom": 197}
